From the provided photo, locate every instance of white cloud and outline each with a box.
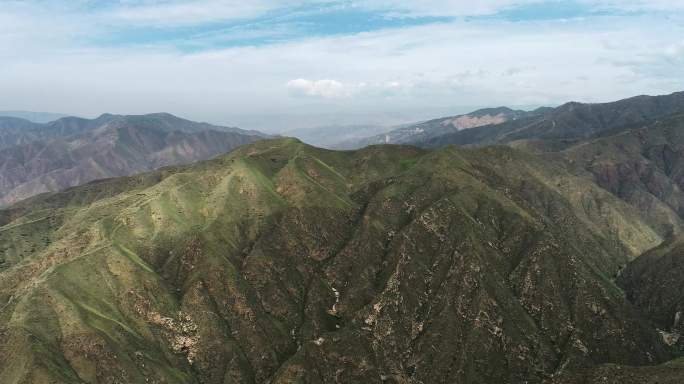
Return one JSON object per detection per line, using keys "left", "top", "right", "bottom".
{"left": 287, "top": 79, "right": 354, "bottom": 98}
{"left": 286, "top": 79, "right": 405, "bottom": 98}
{"left": 664, "top": 42, "right": 684, "bottom": 59}
{"left": 1, "top": 2, "right": 683, "bottom": 131}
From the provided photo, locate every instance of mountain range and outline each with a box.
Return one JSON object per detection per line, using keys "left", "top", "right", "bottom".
{"left": 419, "top": 92, "right": 684, "bottom": 148}
{"left": 0, "top": 113, "right": 267, "bottom": 206}
{"left": 0, "top": 111, "right": 69, "bottom": 124}
{"left": 1, "top": 92, "right": 684, "bottom": 383}
{"left": 335, "top": 107, "right": 552, "bottom": 149}
{"left": 337, "top": 92, "right": 684, "bottom": 151}
{"left": 284, "top": 124, "right": 391, "bottom": 148}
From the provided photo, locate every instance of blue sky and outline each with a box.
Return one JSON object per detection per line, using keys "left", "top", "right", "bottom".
{"left": 1, "top": 0, "right": 683, "bottom": 131}
{"left": 91, "top": 3, "right": 453, "bottom": 51}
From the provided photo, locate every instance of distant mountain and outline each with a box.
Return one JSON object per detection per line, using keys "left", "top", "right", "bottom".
{"left": 0, "top": 113, "right": 267, "bottom": 206}
{"left": 335, "top": 107, "right": 547, "bottom": 149}
{"left": 0, "top": 116, "right": 45, "bottom": 149}
{"left": 0, "top": 114, "right": 118, "bottom": 150}
{"left": 0, "top": 110, "right": 69, "bottom": 123}
{"left": 285, "top": 124, "right": 391, "bottom": 148}
{"left": 419, "top": 91, "right": 684, "bottom": 148}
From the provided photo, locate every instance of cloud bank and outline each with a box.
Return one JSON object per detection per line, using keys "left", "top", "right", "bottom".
{"left": 1, "top": 1, "right": 683, "bottom": 131}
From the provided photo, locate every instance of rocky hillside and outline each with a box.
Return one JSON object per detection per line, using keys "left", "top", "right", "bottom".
{"left": 1, "top": 138, "right": 681, "bottom": 383}
{"left": 620, "top": 235, "right": 684, "bottom": 352}
{"left": 0, "top": 113, "right": 267, "bottom": 206}
{"left": 0, "top": 116, "right": 46, "bottom": 149}
{"left": 417, "top": 91, "right": 684, "bottom": 148}
{"left": 540, "top": 112, "right": 684, "bottom": 383}
{"left": 550, "top": 113, "right": 684, "bottom": 238}
{"left": 336, "top": 107, "right": 543, "bottom": 149}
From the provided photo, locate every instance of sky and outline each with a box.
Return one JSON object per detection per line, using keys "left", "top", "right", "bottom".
{"left": 1, "top": 0, "right": 684, "bottom": 132}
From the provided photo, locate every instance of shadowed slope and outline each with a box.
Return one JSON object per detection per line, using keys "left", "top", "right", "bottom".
{"left": 551, "top": 113, "right": 684, "bottom": 241}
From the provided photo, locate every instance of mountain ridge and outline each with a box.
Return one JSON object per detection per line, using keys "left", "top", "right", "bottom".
{"left": 419, "top": 91, "right": 684, "bottom": 148}
{"left": 334, "top": 106, "right": 543, "bottom": 149}
{"left": 0, "top": 137, "right": 681, "bottom": 383}
{"left": 0, "top": 110, "right": 70, "bottom": 124}
{"left": 0, "top": 113, "right": 268, "bottom": 206}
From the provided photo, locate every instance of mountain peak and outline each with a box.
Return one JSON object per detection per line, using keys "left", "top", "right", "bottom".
{"left": 2, "top": 129, "right": 681, "bottom": 383}
{"left": 0, "top": 113, "right": 268, "bottom": 206}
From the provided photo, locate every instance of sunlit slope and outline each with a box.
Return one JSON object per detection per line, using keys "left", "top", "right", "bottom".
{"left": 0, "top": 138, "right": 676, "bottom": 383}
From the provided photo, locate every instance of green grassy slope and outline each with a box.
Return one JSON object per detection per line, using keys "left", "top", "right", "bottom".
{"left": 0, "top": 138, "right": 679, "bottom": 383}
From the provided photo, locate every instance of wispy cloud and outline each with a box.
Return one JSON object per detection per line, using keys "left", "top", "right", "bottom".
{"left": 107, "top": 0, "right": 300, "bottom": 25}
{"left": 586, "top": 0, "right": 684, "bottom": 11}
{"left": 286, "top": 78, "right": 405, "bottom": 98}
{"left": 353, "top": 0, "right": 545, "bottom": 17}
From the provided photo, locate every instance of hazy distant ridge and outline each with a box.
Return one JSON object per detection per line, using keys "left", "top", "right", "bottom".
{"left": 0, "top": 110, "right": 70, "bottom": 123}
